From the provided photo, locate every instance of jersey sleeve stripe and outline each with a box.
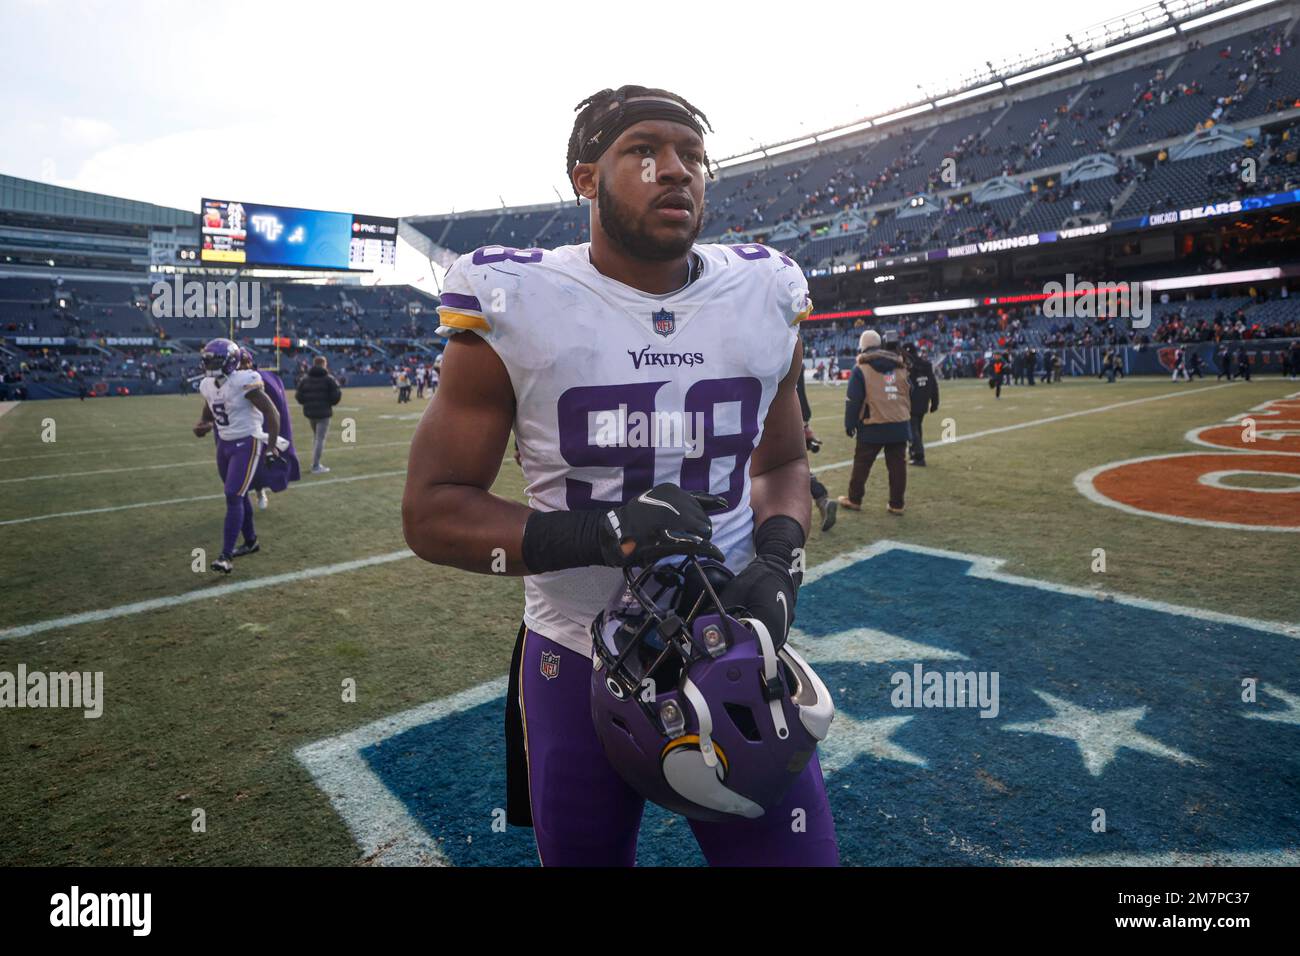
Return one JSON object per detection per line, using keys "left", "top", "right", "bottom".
{"left": 436, "top": 309, "right": 491, "bottom": 333}
{"left": 440, "top": 292, "right": 483, "bottom": 312}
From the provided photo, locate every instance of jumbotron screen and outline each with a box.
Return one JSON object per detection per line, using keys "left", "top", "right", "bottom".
{"left": 200, "top": 198, "right": 398, "bottom": 271}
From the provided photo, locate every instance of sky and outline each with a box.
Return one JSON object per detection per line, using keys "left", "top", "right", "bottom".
{"left": 1, "top": 0, "right": 1166, "bottom": 218}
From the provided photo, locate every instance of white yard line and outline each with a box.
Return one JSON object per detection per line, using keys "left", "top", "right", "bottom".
{"left": 0, "top": 442, "right": 209, "bottom": 463}
{"left": 0, "top": 468, "right": 407, "bottom": 526}
{"left": 0, "top": 439, "right": 416, "bottom": 483}
{"left": 0, "top": 459, "right": 213, "bottom": 483}
{"left": 811, "top": 382, "right": 1236, "bottom": 475}
{"left": 0, "top": 402, "right": 20, "bottom": 421}
{"left": 0, "top": 426, "right": 418, "bottom": 463}
{"left": 294, "top": 677, "right": 508, "bottom": 866}
{"left": 0, "top": 548, "right": 416, "bottom": 642}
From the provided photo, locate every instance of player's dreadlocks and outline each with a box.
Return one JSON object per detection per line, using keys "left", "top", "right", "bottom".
{"left": 566, "top": 85, "right": 716, "bottom": 201}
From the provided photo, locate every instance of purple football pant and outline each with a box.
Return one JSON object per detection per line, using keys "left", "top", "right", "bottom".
{"left": 518, "top": 629, "right": 839, "bottom": 867}
{"left": 216, "top": 436, "right": 262, "bottom": 555}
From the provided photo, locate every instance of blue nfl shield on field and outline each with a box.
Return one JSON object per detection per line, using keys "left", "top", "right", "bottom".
{"left": 652, "top": 309, "right": 675, "bottom": 337}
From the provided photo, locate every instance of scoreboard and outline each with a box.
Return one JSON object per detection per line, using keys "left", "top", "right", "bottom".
{"left": 200, "top": 198, "right": 398, "bottom": 271}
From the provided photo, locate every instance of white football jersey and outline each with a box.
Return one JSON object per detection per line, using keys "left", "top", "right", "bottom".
{"left": 437, "top": 242, "right": 812, "bottom": 656}
{"left": 199, "top": 369, "right": 265, "bottom": 440}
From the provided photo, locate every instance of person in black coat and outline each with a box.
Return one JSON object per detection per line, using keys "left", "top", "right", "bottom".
{"left": 295, "top": 356, "right": 343, "bottom": 473}
{"left": 1235, "top": 347, "right": 1251, "bottom": 381}
{"left": 902, "top": 343, "right": 940, "bottom": 466}
{"left": 1216, "top": 344, "right": 1232, "bottom": 380}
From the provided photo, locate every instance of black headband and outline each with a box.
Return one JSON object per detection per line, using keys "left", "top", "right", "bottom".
{"left": 575, "top": 97, "right": 706, "bottom": 165}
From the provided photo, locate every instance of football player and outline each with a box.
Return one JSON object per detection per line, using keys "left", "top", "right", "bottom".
{"left": 403, "top": 85, "right": 837, "bottom": 866}
{"left": 193, "top": 339, "right": 282, "bottom": 574}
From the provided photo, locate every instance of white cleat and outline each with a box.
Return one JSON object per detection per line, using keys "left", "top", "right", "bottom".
{"left": 258, "top": 488, "right": 269, "bottom": 510}
{"left": 312, "top": 464, "right": 331, "bottom": 474}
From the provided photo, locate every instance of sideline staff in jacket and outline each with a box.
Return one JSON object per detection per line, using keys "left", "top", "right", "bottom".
{"left": 295, "top": 355, "right": 343, "bottom": 474}
{"left": 902, "top": 342, "right": 939, "bottom": 466}
{"left": 839, "top": 330, "right": 911, "bottom": 515}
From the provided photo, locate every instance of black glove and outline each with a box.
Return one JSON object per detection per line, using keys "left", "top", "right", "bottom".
{"left": 719, "top": 515, "right": 805, "bottom": 651}
{"left": 599, "top": 483, "right": 728, "bottom": 568}
{"left": 522, "top": 483, "right": 728, "bottom": 573}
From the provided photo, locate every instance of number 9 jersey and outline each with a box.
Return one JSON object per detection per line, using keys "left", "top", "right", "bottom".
{"left": 199, "top": 368, "right": 265, "bottom": 440}
{"left": 436, "top": 241, "right": 813, "bottom": 656}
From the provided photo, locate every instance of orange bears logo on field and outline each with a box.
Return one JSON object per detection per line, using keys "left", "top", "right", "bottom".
{"left": 1075, "top": 392, "right": 1300, "bottom": 532}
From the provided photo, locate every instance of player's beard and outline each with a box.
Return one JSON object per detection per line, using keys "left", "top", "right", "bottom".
{"left": 597, "top": 179, "right": 703, "bottom": 261}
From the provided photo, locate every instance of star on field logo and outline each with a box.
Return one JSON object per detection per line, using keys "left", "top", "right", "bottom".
{"left": 296, "top": 542, "right": 1300, "bottom": 867}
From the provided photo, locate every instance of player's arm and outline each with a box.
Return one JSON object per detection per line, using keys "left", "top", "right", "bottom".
{"left": 401, "top": 334, "right": 531, "bottom": 573}
{"left": 246, "top": 387, "right": 280, "bottom": 453}
{"left": 403, "top": 335, "right": 726, "bottom": 576}
{"left": 719, "top": 339, "right": 810, "bottom": 648}
{"left": 194, "top": 400, "right": 214, "bottom": 437}
{"left": 750, "top": 338, "right": 811, "bottom": 537}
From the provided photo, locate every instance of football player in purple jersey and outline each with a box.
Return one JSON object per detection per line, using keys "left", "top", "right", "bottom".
{"left": 403, "top": 86, "right": 836, "bottom": 866}
{"left": 194, "top": 339, "right": 282, "bottom": 574}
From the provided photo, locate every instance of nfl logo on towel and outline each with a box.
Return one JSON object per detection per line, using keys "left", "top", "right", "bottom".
{"left": 652, "top": 309, "right": 675, "bottom": 337}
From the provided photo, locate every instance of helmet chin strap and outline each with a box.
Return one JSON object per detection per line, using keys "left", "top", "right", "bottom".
{"left": 680, "top": 678, "right": 717, "bottom": 768}
{"left": 743, "top": 617, "right": 790, "bottom": 741}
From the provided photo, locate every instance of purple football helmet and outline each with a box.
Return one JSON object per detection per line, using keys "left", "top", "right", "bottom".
{"left": 201, "top": 338, "right": 240, "bottom": 378}
{"left": 590, "top": 556, "right": 834, "bottom": 823}
{"left": 238, "top": 346, "right": 258, "bottom": 370}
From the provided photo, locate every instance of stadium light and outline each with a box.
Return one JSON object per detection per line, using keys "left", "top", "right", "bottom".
{"left": 1179, "top": 0, "right": 1281, "bottom": 31}
{"left": 1004, "top": 56, "right": 1084, "bottom": 85}
{"left": 874, "top": 103, "right": 934, "bottom": 126}
{"left": 1143, "top": 266, "right": 1282, "bottom": 291}
{"left": 874, "top": 298, "right": 980, "bottom": 316}
{"left": 818, "top": 120, "right": 874, "bottom": 141}
{"left": 1085, "top": 26, "right": 1177, "bottom": 59}
{"left": 935, "top": 82, "right": 1005, "bottom": 107}
{"left": 717, "top": 151, "right": 766, "bottom": 169}
{"left": 765, "top": 137, "right": 818, "bottom": 157}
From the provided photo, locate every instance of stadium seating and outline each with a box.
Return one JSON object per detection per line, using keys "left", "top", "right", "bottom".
{"left": 412, "top": 19, "right": 1298, "bottom": 269}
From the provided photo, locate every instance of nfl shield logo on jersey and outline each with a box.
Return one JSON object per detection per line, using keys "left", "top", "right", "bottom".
{"left": 652, "top": 309, "right": 675, "bottom": 337}
{"left": 539, "top": 651, "right": 561, "bottom": 681}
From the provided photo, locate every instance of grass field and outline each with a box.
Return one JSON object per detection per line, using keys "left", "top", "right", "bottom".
{"left": 1, "top": 374, "right": 1297, "bottom": 865}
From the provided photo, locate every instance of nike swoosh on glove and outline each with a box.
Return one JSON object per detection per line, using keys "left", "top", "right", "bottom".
{"left": 718, "top": 554, "right": 797, "bottom": 651}
{"left": 599, "top": 483, "right": 729, "bottom": 568}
